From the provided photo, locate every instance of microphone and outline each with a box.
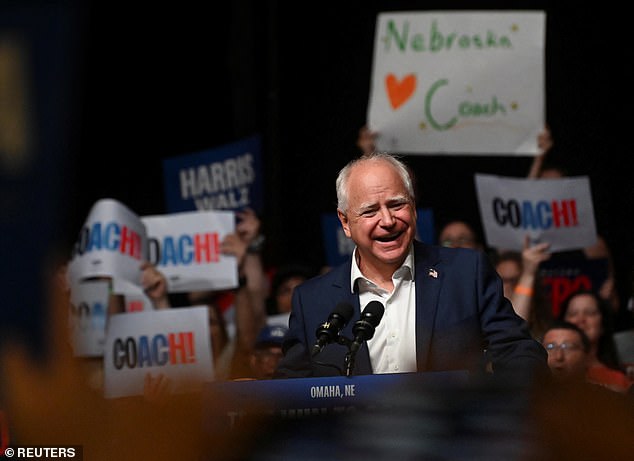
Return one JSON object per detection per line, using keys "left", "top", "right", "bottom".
{"left": 350, "top": 300, "right": 385, "bottom": 354}
{"left": 345, "top": 301, "right": 385, "bottom": 376}
{"left": 311, "top": 302, "right": 355, "bottom": 356}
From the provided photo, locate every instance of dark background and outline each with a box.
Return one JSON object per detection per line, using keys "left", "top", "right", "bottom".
{"left": 69, "top": 1, "right": 633, "bottom": 306}
{"left": 1, "top": 10, "right": 632, "bottom": 457}
{"left": 4, "top": 1, "right": 629, "bottom": 353}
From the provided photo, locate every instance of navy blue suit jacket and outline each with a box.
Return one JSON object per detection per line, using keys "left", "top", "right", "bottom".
{"left": 275, "top": 240, "right": 547, "bottom": 378}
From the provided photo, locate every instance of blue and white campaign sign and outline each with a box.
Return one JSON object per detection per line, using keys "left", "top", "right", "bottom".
{"left": 162, "top": 135, "right": 264, "bottom": 214}
{"left": 103, "top": 306, "right": 213, "bottom": 399}
{"left": 67, "top": 198, "right": 148, "bottom": 287}
{"left": 142, "top": 210, "right": 238, "bottom": 292}
{"left": 69, "top": 279, "right": 109, "bottom": 357}
{"left": 475, "top": 174, "right": 597, "bottom": 252}
{"left": 321, "top": 208, "right": 435, "bottom": 267}
{"left": 367, "top": 11, "right": 545, "bottom": 155}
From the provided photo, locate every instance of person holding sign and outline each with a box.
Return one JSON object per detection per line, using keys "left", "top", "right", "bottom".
{"left": 526, "top": 128, "right": 619, "bottom": 314}
{"left": 275, "top": 152, "right": 548, "bottom": 380}
{"left": 356, "top": 124, "right": 378, "bottom": 155}
{"left": 494, "top": 237, "right": 553, "bottom": 340}
{"left": 140, "top": 261, "right": 171, "bottom": 310}
{"left": 144, "top": 208, "right": 268, "bottom": 381}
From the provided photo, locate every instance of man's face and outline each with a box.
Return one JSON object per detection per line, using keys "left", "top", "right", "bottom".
{"left": 250, "top": 346, "right": 284, "bottom": 379}
{"left": 337, "top": 160, "right": 416, "bottom": 271}
{"left": 542, "top": 328, "right": 588, "bottom": 382}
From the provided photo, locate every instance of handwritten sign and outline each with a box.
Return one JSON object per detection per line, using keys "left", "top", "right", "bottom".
{"left": 475, "top": 174, "right": 597, "bottom": 252}
{"left": 367, "top": 11, "right": 545, "bottom": 155}
{"left": 103, "top": 306, "right": 213, "bottom": 399}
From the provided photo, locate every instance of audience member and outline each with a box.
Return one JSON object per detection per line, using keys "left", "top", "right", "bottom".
{"left": 180, "top": 208, "right": 268, "bottom": 380}
{"left": 275, "top": 151, "right": 548, "bottom": 380}
{"left": 531, "top": 319, "right": 634, "bottom": 461}
{"left": 99, "top": 207, "right": 269, "bottom": 382}
{"left": 356, "top": 124, "right": 377, "bottom": 155}
{"left": 495, "top": 250, "right": 522, "bottom": 300}
{"left": 557, "top": 289, "right": 633, "bottom": 393}
{"left": 541, "top": 320, "right": 591, "bottom": 384}
{"left": 265, "top": 263, "right": 315, "bottom": 327}
{"left": 527, "top": 124, "right": 555, "bottom": 178}
{"left": 233, "top": 324, "right": 288, "bottom": 380}
{"left": 139, "top": 261, "right": 171, "bottom": 310}
{"left": 494, "top": 236, "right": 552, "bottom": 339}
{"left": 438, "top": 220, "right": 502, "bottom": 278}
{"left": 527, "top": 127, "right": 620, "bottom": 314}
{"left": 437, "top": 220, "right": 483, "bottom": 251}
{"left": 184, "top": 289, "right": 232, "bottom": 378}
{"left": 360, "top": 123, "right": 621, "bottom": 323}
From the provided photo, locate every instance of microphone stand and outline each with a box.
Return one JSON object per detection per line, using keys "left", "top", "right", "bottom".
{"left": 335, "top": 335, "right": 357, "bottom": 377}
{"left": 344, "top": 351, "right": 355, "bottom": 377}
{"left": 334, "top": 302, "right": 383, "bottom": 376}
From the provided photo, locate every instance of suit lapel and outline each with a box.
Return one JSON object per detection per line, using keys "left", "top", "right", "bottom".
{"left": 329, "top": 261, "right": 360, "bottom": 321}
{"left": 414, "top": 242, "right": 442, "bottom": 371}
{"left": 327, "top": 262, "right": 372, "bottom": 374}
{"left": 333, "top": 242, "right": 443, "bottom": 375}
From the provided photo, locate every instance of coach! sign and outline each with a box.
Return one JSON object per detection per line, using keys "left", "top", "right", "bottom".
{"left": 475, "top": 174, "right": 597, "bottom": 252}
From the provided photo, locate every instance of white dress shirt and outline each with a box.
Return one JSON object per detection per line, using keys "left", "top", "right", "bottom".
{"left": 350, "top": 245, "right": 417, "bottom": 373}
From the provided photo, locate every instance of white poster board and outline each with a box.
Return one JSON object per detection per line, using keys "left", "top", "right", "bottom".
{"left": 475, "top": 174, "right": 597, "bottom": 252}
{"left": 69, "top": 279, "right": 109, "bottom": 357}
{"left": 103, "top": 306, "right": 213, "bottom": 399}
{"left": 142, "top": 210, "right": 238, "bottom": 292}
{"left": 67, "top": 198, "right": 147, "bottom": 286}
{"left": 368, "top": 11, "right": 545, "bottom": 155}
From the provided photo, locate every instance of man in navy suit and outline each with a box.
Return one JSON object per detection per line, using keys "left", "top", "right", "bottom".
{"left": 274, "top": 152, "right": 548, "bottom": 379}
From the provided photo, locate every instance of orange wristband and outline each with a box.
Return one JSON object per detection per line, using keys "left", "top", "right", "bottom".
{"left": 514, "top": 284, "right": 534, "bottom": 296}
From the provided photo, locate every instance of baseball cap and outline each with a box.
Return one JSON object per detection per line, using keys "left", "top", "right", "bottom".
{"left": 255, "top": 325, "right": 289, "bottom": 349}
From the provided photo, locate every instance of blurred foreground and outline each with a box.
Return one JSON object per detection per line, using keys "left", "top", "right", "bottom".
{"left": 1, "top": 271, "right": 633, "bottom": 461}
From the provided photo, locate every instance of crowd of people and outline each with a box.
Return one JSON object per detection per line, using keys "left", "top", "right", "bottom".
{"left": 2, "top": 123, "right": 632, "bottom": 461}
{"left": 354, "top": 124, "right": 634, "bottom": 394}
{"left": 3, "top": 8, "right": 633, "bottom": 459}
{"left": 71, "top": 206, "right": 297, "bottom": 389}
{"left": 49, "top": 124, "right": 633, "bottom": 400}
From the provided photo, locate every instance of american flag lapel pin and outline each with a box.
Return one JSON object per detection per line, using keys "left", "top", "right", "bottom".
{"left": 428, "top": 268, "right": 438, "bottom": 278}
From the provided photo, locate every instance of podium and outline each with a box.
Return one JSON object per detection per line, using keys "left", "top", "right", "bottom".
{"left": 203, "top": 371, "right": 469, "bottom": 430}
{"left": 200, "top": 371, "right": 548, "bottom": 461}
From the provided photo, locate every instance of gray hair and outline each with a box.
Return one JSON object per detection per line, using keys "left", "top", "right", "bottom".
{"left": 336, "top": 152, "right": 416, "bottom": 213}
